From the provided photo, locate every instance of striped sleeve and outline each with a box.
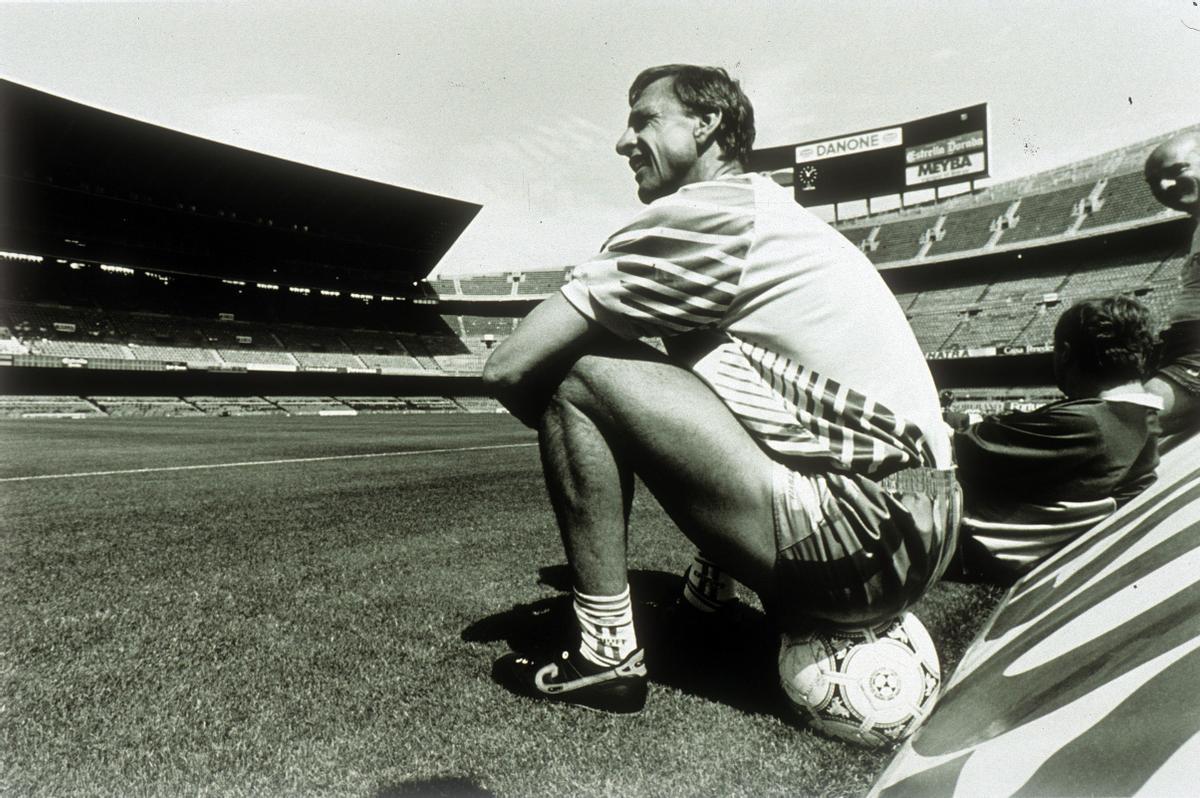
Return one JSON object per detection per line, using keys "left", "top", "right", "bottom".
{"left": 561, "top": 180, "right": 755, "bottom": 340}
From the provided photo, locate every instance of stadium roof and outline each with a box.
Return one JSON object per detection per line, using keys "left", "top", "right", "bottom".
{"left": 0, "top": 79, "right": 481, "bottom": 291}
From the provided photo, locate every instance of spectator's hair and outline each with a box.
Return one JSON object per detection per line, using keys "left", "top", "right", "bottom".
{"left": 629, "top": 64, "right": 756, "bottom": 166}
{"left": 1054, "top": 295, "right": 1156, "bottom": 384}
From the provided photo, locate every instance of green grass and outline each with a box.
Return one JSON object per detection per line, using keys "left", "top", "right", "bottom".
{"left": 0, "top": 415, "right": 1002, "bottom": 797}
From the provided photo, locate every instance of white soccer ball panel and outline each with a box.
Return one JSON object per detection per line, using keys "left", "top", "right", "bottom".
{"left": 778, "top": 636, "right": 835, "bottom": 709}
{"left": 777, "top": 611, "right": 942, "bottom": 749}
{"left": 839, "top": 640, "right": 930, "bottom": 725}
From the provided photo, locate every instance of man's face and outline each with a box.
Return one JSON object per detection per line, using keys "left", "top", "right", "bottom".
{"left": 615, "top": 77, "right": 703, "bottom": 204}
{"left": 1145, "top": 136, "right": 1200, "bottom": 215}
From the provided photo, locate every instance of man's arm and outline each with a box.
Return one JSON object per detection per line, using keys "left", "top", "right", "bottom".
{"left": 481, "top": 292, "right": 607, "bottom": 427}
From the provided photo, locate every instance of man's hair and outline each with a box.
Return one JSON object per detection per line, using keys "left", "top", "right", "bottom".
{"left": 629, "top": 64, "right": 756, "bottom": 166}
{"left": 1054, "top": 295, "right": 1156, "bottom": 384}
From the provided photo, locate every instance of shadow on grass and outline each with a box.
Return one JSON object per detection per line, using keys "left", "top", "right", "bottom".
{"left": 462, "top": 564, "right": 787, "bottom": 719}
{"left": 375, "top": 777, "right": 494, "bottom": 797}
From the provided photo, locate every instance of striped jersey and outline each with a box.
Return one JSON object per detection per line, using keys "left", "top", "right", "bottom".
{"left": 561, "top": 172, "right": 952, "bottom": 476}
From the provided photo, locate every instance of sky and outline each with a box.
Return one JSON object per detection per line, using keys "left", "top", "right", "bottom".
{"left": 2, "top": 1, "right": 1198, "bottom": 277}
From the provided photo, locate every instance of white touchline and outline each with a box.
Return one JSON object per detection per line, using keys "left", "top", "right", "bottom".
{"left": 0, "top": 442, "right": 539, "bottom": 483}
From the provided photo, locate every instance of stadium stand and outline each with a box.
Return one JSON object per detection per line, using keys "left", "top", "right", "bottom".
{"left": 0, "top": 395, "right": 102, "bottom": 417}
{"left": 91, "top": 396, "right": 203, "bottom": 417}
{"left": 515, "top": 270, "right": 569, "bottom": 295}
{"left": 924, "top": 201, "right": 1014, "bottom": 257}
{"left": 291, "top": 351, "right": 367, "bottom": 370}
{"left": 453, "top": 396, "right": 504, "bottom": 413}
{"left": 337, "top": 330, "right": 422, "bottom": 372}
{"left": 394, "top": 333, "right": 443, "bottom": 371}
{"left": 999, "top": 185, "right": 1090, "bottom": 244}
{"left": 186, "top": 396, "right": 286, "bottom": 416}
{"left": 908, "top": 312, "right": 964, "bottom": 353}
{"left": 977, "top": 272, "right": 1067, "bottom": 303}
{"left": 404, "top": 396, "right": 460, "bottom": 412}
{"left": 907, "top": 284, "right": 987, "bottom": 314}
{"left": 460, "top": 315, "right": 518, "bottom": 339}
{"left": 459, "top": 274, "right": 515, "bottom": 296}
{"left": 891, "top": 292, "right": 920, "bottom": 312}
{"left": 427, "top": 278, "right": 459, "bottom": 297}
{"left": 266, "top": 396, "right": 356, "bottom": 415}
{"left": 862, "top": 215, "right": 933, "bottom": 263}
{"left": 1078, "top": 170, "right": 1173, "bottom": 231}
{"left": 950, "top": 307, "right": 1037, "bottom": 349}
{"left": 28, "top": 339, "right": 135, "bottom": 359}
{"left": 214, "top": 349, "right": 299, "bottom": 369}
{"left": 127, "top": 344, "right": 222, "bottom": 367}
{"left": 338, "top": 396, "right": 412, "bottom": 413}
{"left": 0, "top": 334, "right": 30, "bottom": 355}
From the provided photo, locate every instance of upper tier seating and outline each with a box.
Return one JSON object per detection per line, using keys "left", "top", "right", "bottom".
{"left": 1078, "top": 172, "right": 1172, "bottom": 232}
{"left": 864, "top": 216, "right": 933, "bottom": 264}
{"left": 127, "top": 343, "right": 221, "bottom": 366}
{"left": 1000, "top": 185, "right": 1090, "bottom": 244}
{"left": 925, "top": 201, "right": 1013, "bottom": 257}
{"left": 516, "top": 271, "right": 569, "bottom": 295}
{"left": 459, "top": 274, "right": 515, "bottom": 296}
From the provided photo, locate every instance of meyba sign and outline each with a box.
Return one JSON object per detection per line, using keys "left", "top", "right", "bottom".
{"left": 750, "top": 104, "right": 990, "bottom": 206}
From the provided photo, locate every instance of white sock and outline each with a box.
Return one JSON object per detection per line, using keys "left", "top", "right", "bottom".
{"left": 682, "top": 551, "right": 736, "bottom": 612}
{"left": 574, "top": 586, "right": 638, "bottom": 668}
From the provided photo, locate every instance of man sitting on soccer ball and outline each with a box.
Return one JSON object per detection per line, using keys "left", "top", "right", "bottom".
{"left": 483, "top": 64, "right": 959, "bottom": 714}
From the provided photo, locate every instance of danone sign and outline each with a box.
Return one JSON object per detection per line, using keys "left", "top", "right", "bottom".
{"left": 749, "top": 104, "right": 989, "bottom": 206}
{"left": 796, "top": 127, "right": 903, "bottom": 163}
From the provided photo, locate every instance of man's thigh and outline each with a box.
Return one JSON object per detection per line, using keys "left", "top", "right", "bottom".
{"left": 551, "top": 343, "right": 779, "bottom": 585}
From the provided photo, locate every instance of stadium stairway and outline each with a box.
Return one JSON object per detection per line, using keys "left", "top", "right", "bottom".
{"left": 869, "top": 431, "right": 1200, "bottom": 798}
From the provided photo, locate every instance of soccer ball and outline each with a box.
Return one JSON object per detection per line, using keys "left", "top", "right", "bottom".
{"left": 778, "top": 611, "right": 941, "bottom": 748}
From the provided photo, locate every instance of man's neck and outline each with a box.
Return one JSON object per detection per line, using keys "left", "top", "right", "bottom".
{"left": 683, "top": 147, "right": 743, "bottom": 187}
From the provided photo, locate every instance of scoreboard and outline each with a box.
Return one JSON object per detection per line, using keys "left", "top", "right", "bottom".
{"left": 750, "top": 104, "right": 990, "bottom": 206}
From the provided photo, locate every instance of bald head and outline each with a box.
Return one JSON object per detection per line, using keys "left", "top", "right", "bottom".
{"left": 1145, "top": 131, "right": 1200, "bottom": 215}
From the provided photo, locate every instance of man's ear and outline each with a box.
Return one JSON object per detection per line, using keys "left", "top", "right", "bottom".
{"left": 693, "top": 110, "right": 722, "bottom": 149}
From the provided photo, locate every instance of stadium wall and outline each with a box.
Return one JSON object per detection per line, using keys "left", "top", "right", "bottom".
{"left": 0, "top": 364, "right": 483, "bottom": 398}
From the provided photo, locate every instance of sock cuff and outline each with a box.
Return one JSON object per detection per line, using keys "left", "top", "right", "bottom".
{"left": 574, "top": 585, "right": 631, "bottom": 607}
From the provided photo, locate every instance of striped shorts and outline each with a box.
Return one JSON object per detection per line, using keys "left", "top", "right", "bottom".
{"left": 769, "top": 464, "right": 961, "bottom": 628}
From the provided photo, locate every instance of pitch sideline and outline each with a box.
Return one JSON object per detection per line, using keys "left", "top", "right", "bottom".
{"left": 0, "top": 442, "right": 539, "bottom": 483}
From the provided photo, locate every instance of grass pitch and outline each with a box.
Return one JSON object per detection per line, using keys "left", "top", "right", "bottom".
{"left": 0, "top": 414, "right": 1002, "bottom": 797}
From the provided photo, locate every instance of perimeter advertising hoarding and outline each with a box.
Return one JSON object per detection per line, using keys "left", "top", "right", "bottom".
{"left": 761, "top": 104, "right": 989, "bottom": 206}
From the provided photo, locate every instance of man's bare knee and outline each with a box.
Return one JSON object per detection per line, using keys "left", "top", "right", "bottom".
{"left": 547, "top": 344, "right": 670, "bottom": 411}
